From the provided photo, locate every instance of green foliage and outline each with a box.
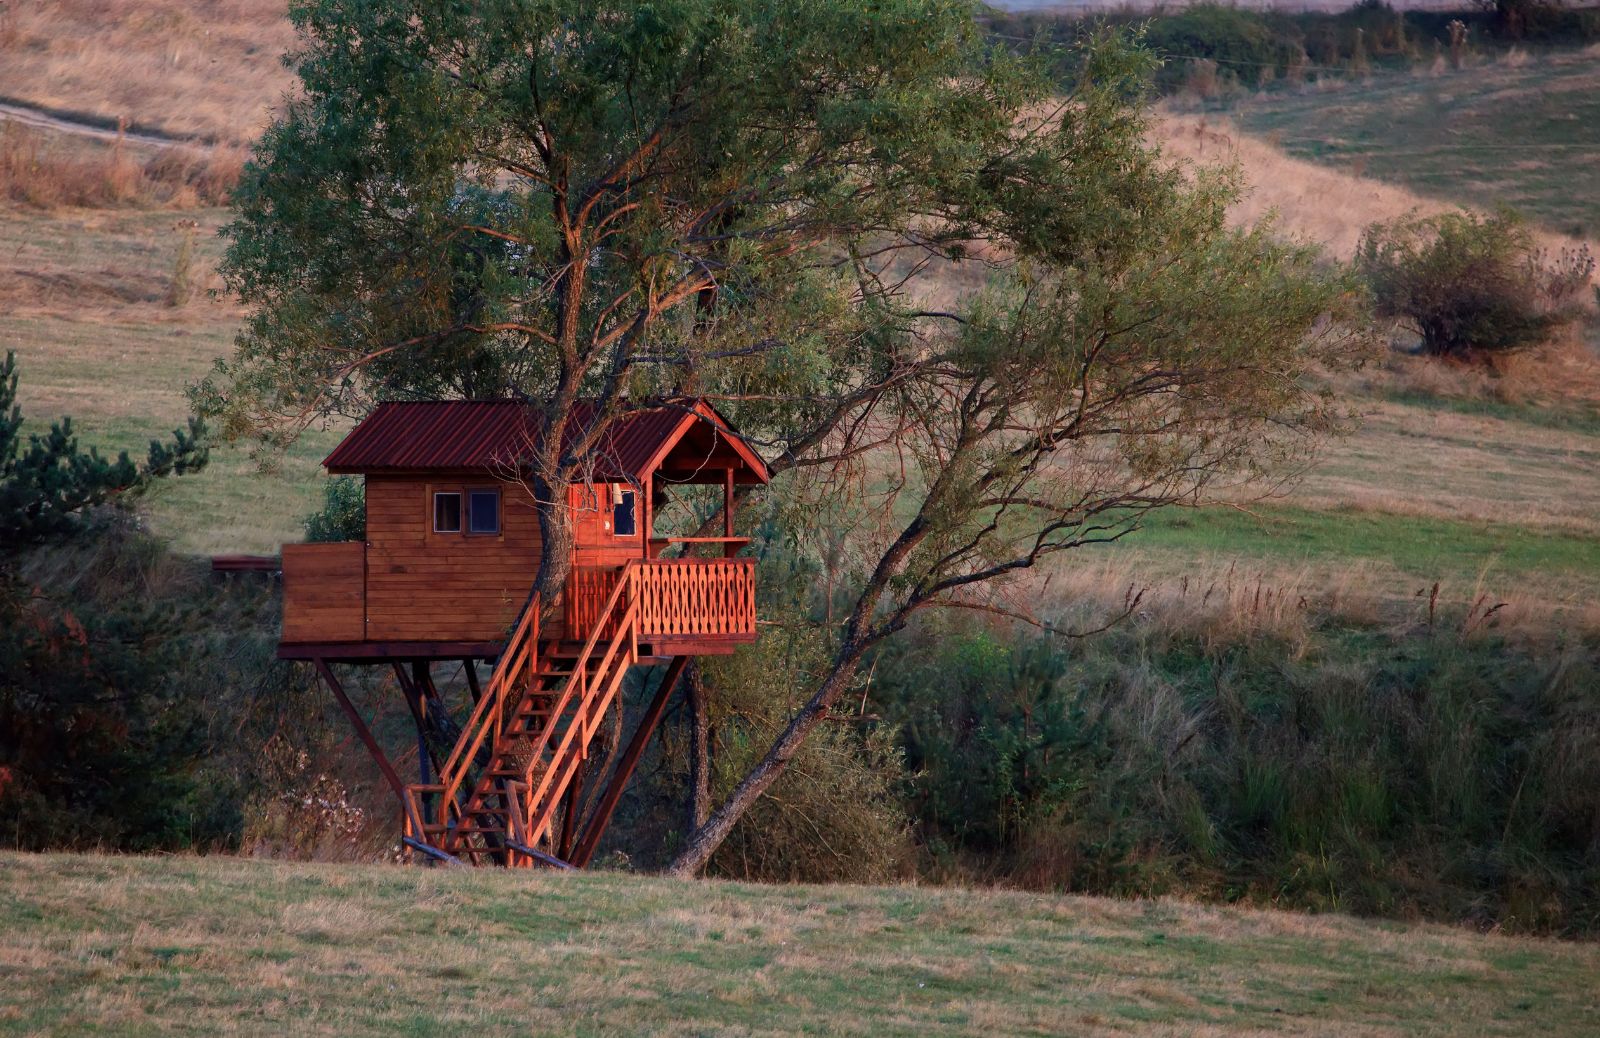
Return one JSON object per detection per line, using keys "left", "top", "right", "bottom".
{"left": 303, "top": 475, "right": 365, "bottom": 543}
{"left": 1142, "top": 5, "right": 1304, "bottom": 93}
{"left": 0, "top": 351, "right": 208, "bottom": 550}
{"left": 693, "top": 617, "right": 915, "bottom": 885}
{"left": 1358, "top": 210, "right": 1595, "bottom": 359}
{"left": 0, "top": 516, "right": 310, "bottom": 852}
{"left": 990, "top": 3, "right": 1600, "bottom": 101}
{"left": 873, "top": 615, "right": 1600, "bottom": 935}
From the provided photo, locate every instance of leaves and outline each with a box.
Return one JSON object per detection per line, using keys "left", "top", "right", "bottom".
{"left": 0, "top": 352, "right": 210, "bottom": 551}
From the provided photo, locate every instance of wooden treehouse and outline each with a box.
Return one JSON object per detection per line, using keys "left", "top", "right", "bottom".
{"left": 278, "top": 400, "right": 768, "bottom": 868}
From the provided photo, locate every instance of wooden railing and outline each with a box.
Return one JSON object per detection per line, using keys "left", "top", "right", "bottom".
{"left": 500, "top": 570, "right": 638, "bottom": 855}
{"left": 407, "top": 595, "right": 541, "bottom": 836}
{"left": 565, "top": 558, "right": 756, "bottom": 641}
{"left": 633, "top": 558, "right": 755, "bottom": 639}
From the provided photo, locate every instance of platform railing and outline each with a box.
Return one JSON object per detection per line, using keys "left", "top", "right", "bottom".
{"left": 565, "top": 558, "right": 755, "bottom": 641}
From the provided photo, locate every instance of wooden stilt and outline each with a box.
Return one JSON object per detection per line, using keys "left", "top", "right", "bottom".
{"left": 461, "top": 658, "right": 483, "bottom": 704}
{"left": 314, "top": 659, "right": 408, "bottom": 806}
{"left": 570, "top": 655, "right": 689, "bottom": 867}
{"left": 392, "top": 661, "right": 433, "bottom": 785}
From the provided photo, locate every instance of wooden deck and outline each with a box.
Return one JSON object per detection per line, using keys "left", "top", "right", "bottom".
{"left": 280, "top": 546, "right": 756, "bottom": 654}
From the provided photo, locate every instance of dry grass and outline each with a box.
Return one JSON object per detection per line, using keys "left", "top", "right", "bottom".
{"left": 1, "top": 850, "right": 1597, "bottom": 1036}
{"left": 0, "top": 122, "right": 244, "bottom": 209}
{"left": 0, "top": 0, "right": 295, "bottom": 145}
{"left": 1013, "top": 550, "right": 1600, "bottom": 652}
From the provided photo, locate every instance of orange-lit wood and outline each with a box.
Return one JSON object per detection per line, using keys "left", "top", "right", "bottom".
{"left": 281, "top": 542, "right": 365, "bottom": 643}
{"left": 288, "top": 397, "right": 772, "bottom": 867}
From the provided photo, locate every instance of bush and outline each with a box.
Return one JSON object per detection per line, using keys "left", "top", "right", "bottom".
{"left": 872, "top": 611, "right": 1600, "bottom": 935}
{"left": 303, "top": 475, "right": 365, "bottom": 542}
{"left": 1358, "top": 209, "right": 1595, "bottom": 359}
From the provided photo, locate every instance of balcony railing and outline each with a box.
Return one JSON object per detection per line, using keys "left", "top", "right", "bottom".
{"left": 565, "top": 558, "right": 756, "bottom": 643}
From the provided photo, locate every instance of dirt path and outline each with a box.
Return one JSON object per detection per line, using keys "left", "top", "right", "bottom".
{"left": 0, "top": 99, "right": 197, "bottom": 150}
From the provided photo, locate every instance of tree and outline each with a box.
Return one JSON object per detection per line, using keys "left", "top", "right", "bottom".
{"left": 1, "top": 352, "right": 215, "bottom": 851}
{"left": 1, "top": 351, "right": 208, "bottom": 551}
{"left": 204, "top": 0, "right": 1370, "bottom": 875}
{"left": 1358, "top": 209, "right": 1594, "bottom": 360}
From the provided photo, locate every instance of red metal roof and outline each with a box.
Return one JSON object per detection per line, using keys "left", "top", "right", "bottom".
{"left": 323, "top": 400, "right": 768, "bottom": 483}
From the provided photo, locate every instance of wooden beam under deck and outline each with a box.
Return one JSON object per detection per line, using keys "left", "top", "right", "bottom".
{"left": 278, "top": 640, "right": 502, "bottom": 662}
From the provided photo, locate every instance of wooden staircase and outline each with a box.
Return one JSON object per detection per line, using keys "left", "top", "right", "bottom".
{"left": 402, "top": 568, "right": 640, "bottom": 867}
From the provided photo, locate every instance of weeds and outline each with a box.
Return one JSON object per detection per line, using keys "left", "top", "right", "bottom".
{"left": 0, "top": 122, "right": 240, "bottom": 209}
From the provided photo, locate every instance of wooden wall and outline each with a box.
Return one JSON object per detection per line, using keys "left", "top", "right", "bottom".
{"left": 281, "top": 476, "right": 651, "bottom": 645}
{"left": 364, "top": 475, "right": 542, "bottom": 642}
{"left": 281, "top": 542, "right": 365, "bottom": 643}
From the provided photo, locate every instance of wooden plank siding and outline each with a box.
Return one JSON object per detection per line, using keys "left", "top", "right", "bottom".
{"left": 364, "top": 475, "right": 541, "bottom": 643}
{"left": 281, "top": 542, "right": 365, "bottom": 643}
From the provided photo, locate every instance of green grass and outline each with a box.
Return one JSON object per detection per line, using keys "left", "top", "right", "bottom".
{"left": 1229, "top": 50, "right": 1600, "bottom": 237}
{"left": 1378, "top": 387, "right": 1600, "bottom": 437}
{"left": 1121, "top": 503, "right": 1600, "bottom": 597}
{"left": 1, "top": 851, "right": 1596, "bottom": 1037}
{"left": 0, "top": 206, "right": 339, "bottom": 554}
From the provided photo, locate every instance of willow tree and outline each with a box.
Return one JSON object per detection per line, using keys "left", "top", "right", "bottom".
{"left": 204, "top": 0, "right": 1369, "bottom": 873}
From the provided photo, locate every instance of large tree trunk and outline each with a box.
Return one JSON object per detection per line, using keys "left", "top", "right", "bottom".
{"left": 685, "top": 661, "right": 712, "bottom": 832}
{"left": 665, "top": 646, "right": 866, "bottom": 878}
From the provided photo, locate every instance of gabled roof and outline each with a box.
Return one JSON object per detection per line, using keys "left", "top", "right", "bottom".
{"left": 323, "top": 399, "right": 769, "bottom": 484}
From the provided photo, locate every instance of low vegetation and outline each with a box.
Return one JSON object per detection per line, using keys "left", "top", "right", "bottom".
{"left": 3, "top": 851, "right": 1598, "bottom": 1037}
{"left": 1359, "top": 209, "right": 1595, "bottom": 359}
{"left": 0, "top": 123, "right": 243, "bottom": 210}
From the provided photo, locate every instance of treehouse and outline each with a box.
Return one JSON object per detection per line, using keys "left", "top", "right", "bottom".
{"left": 277, "top": 399, "right": 769, "bottom": 868}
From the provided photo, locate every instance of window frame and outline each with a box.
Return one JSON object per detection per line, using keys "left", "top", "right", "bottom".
{"left": 428, "top": 483, "right": 503, "bottom": 539}
{"left": 466, "top": 487, "right": 502, "bottom": 536}
{"left": 432, "top": 490, "right": 463, "bottom": 534}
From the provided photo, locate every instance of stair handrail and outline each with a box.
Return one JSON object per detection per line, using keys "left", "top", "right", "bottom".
{"left": 507, "top": 564, "right": 639, "bottom": 839}
{"left": 433, "top": 595, "right": 540, "bottom": 820}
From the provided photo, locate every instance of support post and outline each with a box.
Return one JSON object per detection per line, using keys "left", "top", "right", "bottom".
{"left": 570, "top": 655, "right": 689, "bottom": 867}
{"left": 462, "top": 658, "right": 483, "bottom": 705}
{"left": 722, "top": 467, "right": 736, "bottom": 557}
{"left": 559, "top": 766, "right": 584, "bottom": 861}
{"left": 314, "top": 659, "right": 408, "bottom": 806}
{"left": 392, "top": 662, "right": 433, "bottom": 786}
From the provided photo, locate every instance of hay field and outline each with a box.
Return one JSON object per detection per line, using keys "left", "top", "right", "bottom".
{"left": 2, "top": 851, "right": 1597, "bottom": 1037}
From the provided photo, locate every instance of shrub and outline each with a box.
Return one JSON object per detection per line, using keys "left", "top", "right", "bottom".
{"left": 1358, "top": 209, "right": 1595, "bottom": 359}
{"left": 303, "top": 475, "right": 365, "bottom": 542}
{"left": 872, "top": 611, "right": 1600, "bottom": 935}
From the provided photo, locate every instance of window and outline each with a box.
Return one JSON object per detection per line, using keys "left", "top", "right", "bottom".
{"left": 433, "top": 491, "right": 462, "bottom": 533}
{"left": 468, "top": 489, "right": 500, "bottom": 534}
{"left": 612, "top": 489, "right": 637, "bottom": 536}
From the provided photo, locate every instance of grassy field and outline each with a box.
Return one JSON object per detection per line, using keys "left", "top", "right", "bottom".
{"left": 0, "top": 7, "right": 1596, "bottom": 610}
{"left": 1225, "top": 48, "right": 1600, "bottom": 239}
{"left": 0, "top": 203, "right": 335, "bottom": 553}
{"left": 1, "top": 851, "right": 1596, "bottom": 1037}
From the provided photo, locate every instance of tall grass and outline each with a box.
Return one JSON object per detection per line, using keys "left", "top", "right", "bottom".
{"left": 0, "top": 123, "right": 242, "bottom": 209}
{"left": 871, "top": 565, "right": 1600, "bottom": 935}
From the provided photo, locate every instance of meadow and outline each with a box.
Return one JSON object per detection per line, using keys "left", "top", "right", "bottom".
{"left": 1, "top": 850, "right": 1597, "bottom": 1037}
{"left": 1225, "top": 47, "right": 1600, "bottom": 240}
{"left": 0, "top": 0, "right": 1597, "bottom": 971}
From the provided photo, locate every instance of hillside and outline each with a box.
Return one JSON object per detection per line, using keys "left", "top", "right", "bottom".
{"left": 2, "top": 851, "right": 1597, "bottom": 1036}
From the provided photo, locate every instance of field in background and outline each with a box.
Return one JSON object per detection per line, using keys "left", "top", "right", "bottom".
{"left": 2, "top": 851, "right": 1597, "bottom": 1036}
{"left": 1222, "top": 47, "right": 1600, "bottom": 239}
{"left": 0, "top": 7, "right": 1596, "bottom": 620}
{"left": 0, "top": 202, "right": 333, "bottom": 553}
{"left": 0, "top": 0, "right": 294, "bottom": 145}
